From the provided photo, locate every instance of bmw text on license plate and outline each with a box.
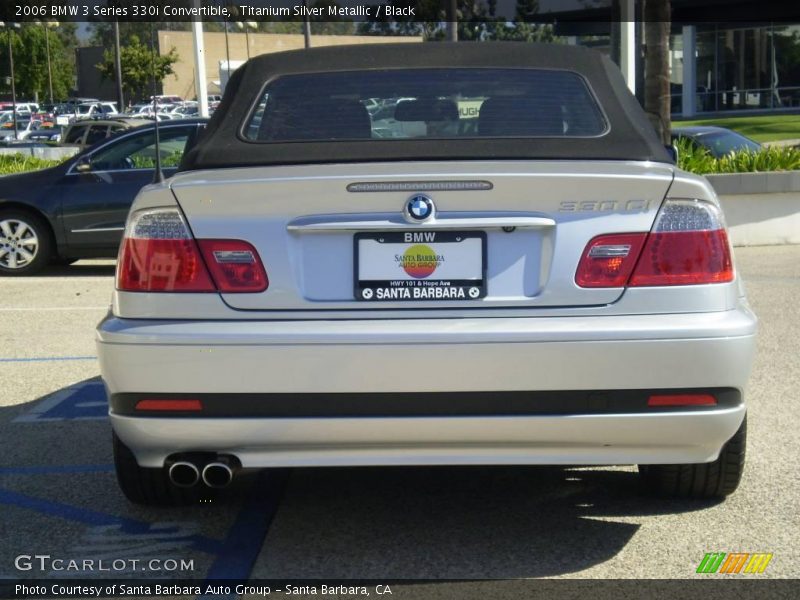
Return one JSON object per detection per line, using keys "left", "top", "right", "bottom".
{"left": 355, "top": 231, "right": 486, "bottom": 301}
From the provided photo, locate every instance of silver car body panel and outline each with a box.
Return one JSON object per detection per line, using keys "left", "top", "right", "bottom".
{"left": 98, "top": 160, "right": 756, "bottom": 469}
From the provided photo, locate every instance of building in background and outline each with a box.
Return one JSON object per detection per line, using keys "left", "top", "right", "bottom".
{"left": 668, "top": 24, "right": 800, "bottom": 116}
{"left": 157, "top": 31, "right": 422, "bottom": 99}
{"left": 75, "top": 46, "right": 125, "bottom": 101}
{"left": 549, "top": 0, "right": 800, "bottom": 118}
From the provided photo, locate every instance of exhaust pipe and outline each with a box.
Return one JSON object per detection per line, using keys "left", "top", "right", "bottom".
{"left": 168, "top": 461, "right": 200, "bottom": 488}
{"left": 202, "top": 461, "right": 235, "bottom": 489}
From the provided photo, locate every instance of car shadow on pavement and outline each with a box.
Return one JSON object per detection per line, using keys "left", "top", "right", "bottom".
{"left": 34, "top": 261, "right": 116, "bottom": 277}
{"left": 1, "top": 378, "right": 722, "bottom": 581}
{"left": 256, "top": 464, "right": 721, "bottom": 579}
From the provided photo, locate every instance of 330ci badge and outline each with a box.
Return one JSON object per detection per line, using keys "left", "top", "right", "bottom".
{"left": 355, "top": 231, "right": 486, "bottom": 301}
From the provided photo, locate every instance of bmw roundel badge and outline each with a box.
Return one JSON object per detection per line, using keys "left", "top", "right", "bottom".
{"left": 405, "top": 194, "right": 435, "bottom": 222}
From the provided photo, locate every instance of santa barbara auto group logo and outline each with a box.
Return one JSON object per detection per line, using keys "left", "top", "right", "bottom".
{"left": 398, "top": 244, "right": 444, "bottom": 279}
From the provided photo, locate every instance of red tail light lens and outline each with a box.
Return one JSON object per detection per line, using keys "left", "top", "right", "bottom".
{"left": 575, "top": 233, "right": 647, "bottom": 288}
{"left": 630, "top": 200, "right": 733, "bottom": 286}
{"left": 117, "top": 209, "right": 268, "bottom": 293}
{"left": 629, "top": 229, "right": 733, "bottom": 286}
{"left": 197, "top": 240, "right": 269, "bottom": 293}
{"left": 575, "top": 200, "right": 734, "bottom": 288}
{"left": 117, "top": 209, "right": 215, "bottom": 292}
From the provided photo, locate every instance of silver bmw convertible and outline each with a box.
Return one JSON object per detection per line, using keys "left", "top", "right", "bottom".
{"left": 96, "top": 43, "right": 756, "bottom": 505}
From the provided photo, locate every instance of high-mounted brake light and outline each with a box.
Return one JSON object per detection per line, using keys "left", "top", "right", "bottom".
{"left": 117, "top": 208, "right": 268, "bottom": 293}
{"left": 575, "top": 200, "right": 733, "bottom": 288}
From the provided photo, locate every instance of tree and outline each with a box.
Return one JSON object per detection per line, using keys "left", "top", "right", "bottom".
{"left": 89, "top": 22, "right": 189, "bottom": 48}
{"left": 0, "top": 24, "right": 74, "bottom": 101}
{"left": 96, "top": 34, "right": 179, "bottom": 104}
{"left": 643, "top": 0, "right": 671, "bottom": 145}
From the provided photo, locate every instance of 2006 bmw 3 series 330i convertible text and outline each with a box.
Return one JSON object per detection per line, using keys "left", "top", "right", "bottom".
{"left": 96, "top": 43, "right": 756, "bottom": 506}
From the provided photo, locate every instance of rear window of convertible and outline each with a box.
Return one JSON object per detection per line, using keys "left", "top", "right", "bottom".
{"left": 243, "top": 68, "right": 608, "bottom": 142}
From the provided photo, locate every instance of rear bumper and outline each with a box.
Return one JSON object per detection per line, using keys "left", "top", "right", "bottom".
{"left": 110, "top": 407, "right": 746, "bottom": 468}
{"left": 97, "top": 306, "right": 756, "bottom": 468}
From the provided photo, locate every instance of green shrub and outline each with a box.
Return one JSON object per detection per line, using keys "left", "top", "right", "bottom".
{"left": 676, "top": 138, "right": 800, "bottom": 174}
{"left": 0, "top": 153, "right": 62, "bottom": 175}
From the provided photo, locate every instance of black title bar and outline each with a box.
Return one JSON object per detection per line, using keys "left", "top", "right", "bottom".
{"left": 1, "top": 1, "right": 799, "bottom": 23}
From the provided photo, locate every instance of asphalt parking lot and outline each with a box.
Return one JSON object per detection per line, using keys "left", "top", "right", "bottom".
{"left": 0, "top": 246, "right": 798, "bottom": 597}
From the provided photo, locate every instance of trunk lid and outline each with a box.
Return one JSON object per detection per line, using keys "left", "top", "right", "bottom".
{"left": 170, "top": 161, "right": 673, "bottom": 311}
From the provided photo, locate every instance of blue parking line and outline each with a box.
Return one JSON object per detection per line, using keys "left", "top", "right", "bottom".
{"left": 15, "top": 379, "right": 108, "bottom": 422}
{"left": 0, "top": 356, "right": 96, "bottom": 363}
{"left": 0, "top": 464, "right": 114, "bottom": 475}
{"left": 0, "top": 487, "right": 222, "bottom": 555}
{"left": 199, "top": 470, "right": 289, "bottom": 599}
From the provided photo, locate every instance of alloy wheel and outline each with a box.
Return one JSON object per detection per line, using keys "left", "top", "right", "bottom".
{"left": 0, "top": 218, "right": 39, "bottom": 270}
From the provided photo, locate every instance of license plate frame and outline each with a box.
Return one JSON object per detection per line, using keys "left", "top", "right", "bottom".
{"left": 354, "top": 230, "right": 487, "bottom": 302}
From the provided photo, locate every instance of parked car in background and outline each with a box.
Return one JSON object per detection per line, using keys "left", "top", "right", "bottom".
{"left": 0, "top": 118, "right": 207, "bottom": 275}
{"left": 62, "top": 118, "right": 150, "bottom": 148}
{"left": 26, "top": 122, "right": 64, "bottom": 143}
{"left": 152, "top": 95, "right": 184, "bottom": 104}
{"left": 71, "top": 102, "right": 120, "bottom": 119}
{"left": 0, "top": 118, "right": 41, "bottom": 141}
{"left": 65, "top": 97, "right": 100, "bottom": 106}
{"left": 96, "top": 43, "right": 755, "bottom": 507}
{"left": 10, "top": 103, "right": 39, "bottom": 115}
{"left": 672, "top": 126, "right": 761, "bottom": 158}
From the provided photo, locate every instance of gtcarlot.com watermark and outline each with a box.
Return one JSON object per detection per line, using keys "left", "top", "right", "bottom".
{"left": 15, "top": 554, "right": 195, "bottom": 573}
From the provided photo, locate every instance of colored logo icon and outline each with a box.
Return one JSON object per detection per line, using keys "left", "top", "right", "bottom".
{"left": 401, "top": 244, "right": 440, "bottom": 279}
{"left": 405, "top": 195, "right": 434, "bottom": 221}
{"left": 696, "top": 552, "right": 773, "bottom": 574}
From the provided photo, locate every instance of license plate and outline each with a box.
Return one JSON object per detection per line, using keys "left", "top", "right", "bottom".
{"left": 355, "top": 231, "right": 486, "bottom": 301}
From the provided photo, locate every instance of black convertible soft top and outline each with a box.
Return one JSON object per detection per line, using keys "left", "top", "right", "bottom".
{"left": 181, "top": 42, "right": 671, "bottom": 171}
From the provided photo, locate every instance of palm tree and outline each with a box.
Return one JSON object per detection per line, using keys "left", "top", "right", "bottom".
{"left": 643, "top": 0, "right": 671, "bottom": 145}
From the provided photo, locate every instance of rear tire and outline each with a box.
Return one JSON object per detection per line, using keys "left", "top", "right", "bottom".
{"left": 638, "top": 416, "right": 746, "bottom": 499}
{"left": 113, "top": 431, "right": 203, "bottom": 507}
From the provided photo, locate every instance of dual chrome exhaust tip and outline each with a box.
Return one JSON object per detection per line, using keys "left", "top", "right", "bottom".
{"left": 167, "top": 456, "right": 238, "bottom": 489}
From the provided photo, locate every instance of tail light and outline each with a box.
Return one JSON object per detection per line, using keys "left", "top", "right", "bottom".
{"left": 575, "top": 233, "right": 647, "bottom": 288}
{"left": 629, "top": 200, "right": 733, "bottom": 286}
{"left": 197, "top": 240, "right": 268, "bottom": 293}
{"left": 575, "top": 200, "right": 733, "bottom": 288}
{"left": 117, "top": 208, "right": 268, "bottom": 293}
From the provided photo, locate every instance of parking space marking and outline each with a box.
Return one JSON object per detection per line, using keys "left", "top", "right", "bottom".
{"left": 0, "top": 471, "right": 288, "bottom": 590}
{"left": 55, "top": 522, "right": 207, "bottom": 577}
{"left": 0, "top": 356, "right": 96, "bottom": 363}
{"left": 0, "top": 464, "right": 114, "bottom": 475}
{"left": 14, "top": 379, "right": 106, "bottom": 422}
{"left": 0, "top": 307, "right": 107, "bottom": 312}
{"left": 199, "top": 471, "right": 289, "bottom": 599}
{"left": 0, "top": 487, "right": 222, "bottom": 554}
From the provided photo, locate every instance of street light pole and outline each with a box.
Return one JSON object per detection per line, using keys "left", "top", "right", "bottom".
{"left": 223, "top": 20, "right": 230, "bottom": 90}
{"left": 236, "top": 21, "right": 257, "bottom": 60}
{"left": 44, "top": 23, "right": 54, "bottom": 103}
{"left": 302, "top": 0, "right": 311, "bottom": 48}
{"left": 2, "top": 22, "right": 20, "bottom": 139}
